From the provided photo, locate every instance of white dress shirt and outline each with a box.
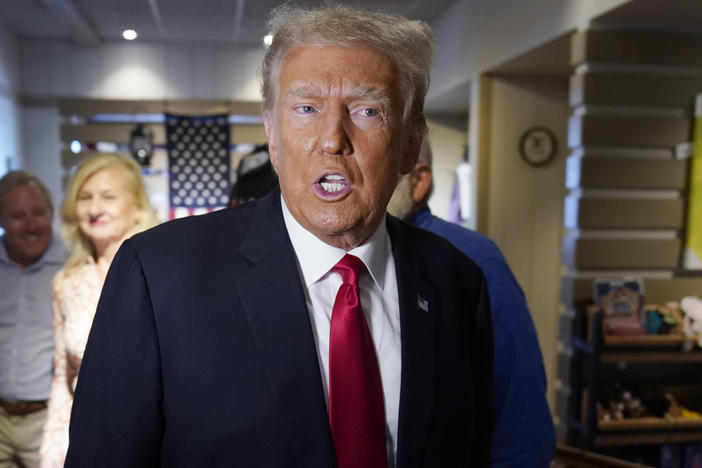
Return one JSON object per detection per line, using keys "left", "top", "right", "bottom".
{"left": 281, "top": 197, "right": 402, "bottom": 466}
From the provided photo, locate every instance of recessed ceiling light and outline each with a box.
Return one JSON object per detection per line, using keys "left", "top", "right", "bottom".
{"left": 263, "top": 34, "right": 273, "bottom": 47}
{"left": 122, "top": 29, "right": 138, "bottom": 40}
{"left": 70, "top": 140, "right": 82, "bottom": 154}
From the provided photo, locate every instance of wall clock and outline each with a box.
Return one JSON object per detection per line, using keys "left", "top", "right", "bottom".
{"left": 518, "top": 127, "right": 557, "bottom": 167}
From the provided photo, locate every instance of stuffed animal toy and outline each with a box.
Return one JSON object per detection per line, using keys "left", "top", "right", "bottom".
{"left": 681, "top": 296, "right": 702, "bottom": 349}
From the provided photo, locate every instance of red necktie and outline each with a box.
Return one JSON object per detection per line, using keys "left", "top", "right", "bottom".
{"left": 329, "top": 254, "right": 387, "bottom": 468}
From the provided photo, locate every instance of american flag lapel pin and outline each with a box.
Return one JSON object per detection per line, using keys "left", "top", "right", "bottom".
{"left": 417, "top": 294, "right": 429, "bottom": 312}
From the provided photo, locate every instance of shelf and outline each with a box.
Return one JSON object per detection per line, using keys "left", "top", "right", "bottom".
{"left": 601, "top": 333, "right": 702, "bottom": 362}
{"left": 595, "top": 433, "right": 669, "bottom": 447}
{"left": 673, "top": 418, "right": 702, "bottom": 429}
{"left": 568, "top": 306, "right": 702, "bottom": 454}
{"left": 596, "top": 432, "right": 702, "bottom": 447}
{"left": 604, "top": 334, "right": 687, "bottom": 346}
{"left": 599, "top": 417, "right": 702, "bottom": 431}
{"left": 601, "top": 352, "right": 702, "bottom": 363}
{"left": 599, "top": 418, "right": 671, "bottom": 431}
{"left": 554, "top": 444, "right": 655, "bottom": 468}
{"left": 586, "top": 305, "right": 691, "bottom": 349}
{"left": 594, "top": 418, "right": 702, "bottom": 446}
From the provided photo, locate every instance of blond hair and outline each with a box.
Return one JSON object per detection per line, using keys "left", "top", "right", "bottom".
{"left": 61, "top": 154, "right": 157, "bottom": 271}
{"left": 260, "top": 5, "right": 435, "bottom": 137}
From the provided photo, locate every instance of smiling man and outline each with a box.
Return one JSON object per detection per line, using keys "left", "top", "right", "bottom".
{"left": 0, "top": 171, "right": 66, "bottom": 468}
{"left": 66, "top": 6, "right": 493, "bottom": 468}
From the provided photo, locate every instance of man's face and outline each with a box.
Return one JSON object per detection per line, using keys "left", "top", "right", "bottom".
{"left": 265, "top": 45, "right": 419, "bottom": 249}
{"left": 0, "top": 183, "right": 53, "bottom": 267}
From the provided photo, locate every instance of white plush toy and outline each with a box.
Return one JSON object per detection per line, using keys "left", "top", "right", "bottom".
{"left": 681, "top": 296, "right": 702, "bottom": 350}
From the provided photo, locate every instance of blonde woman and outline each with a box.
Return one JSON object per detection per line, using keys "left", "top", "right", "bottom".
{"left": 40, "top": 154, "right": 157, "bottom": 467}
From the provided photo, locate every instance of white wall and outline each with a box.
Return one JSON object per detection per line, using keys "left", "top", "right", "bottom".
{"left": 428, "top": 0, "right": 630, "bottom": 101}
{"left": 21, "top": 106, "right": 62, "bottom": 204}
{"left": 19, "top": 39, "right": 264, "bottom": 100}
{"left": 17, "top": 38, "right": 265, "bottom": 205}
{"left": 425, "top": 119, "right": 468, "bottom": 220}
{"left": 0, "top": 20, "right": 21, "bottom": 175}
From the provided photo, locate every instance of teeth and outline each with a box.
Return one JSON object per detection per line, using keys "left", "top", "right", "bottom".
{"left": 321, "top": 182, "right": 344, "bottom": 192}
{"left": 319, "top": 174, "right": 346, "bottom": 193}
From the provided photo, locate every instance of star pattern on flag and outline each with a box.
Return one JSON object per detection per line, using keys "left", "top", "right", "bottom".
{"left": 166, "top": 114, "right": 231, "bottom": 218}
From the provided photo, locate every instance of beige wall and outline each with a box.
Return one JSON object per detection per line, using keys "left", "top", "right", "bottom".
{"left": 484, "top": 75, "right": 570, "bottom": 408}
{"left": 425, "top": 119, "right": 468, "bottom": 220}
{"left": 428, "top": 0, "right": 629, "bottom": 102}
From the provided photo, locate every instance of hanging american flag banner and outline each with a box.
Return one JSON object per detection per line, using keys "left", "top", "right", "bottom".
{"left": 166, "top": 114, "right": 231, "bottom": 219}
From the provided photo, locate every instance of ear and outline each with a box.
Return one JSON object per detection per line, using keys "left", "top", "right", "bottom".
{"left": 133, "top": 205, "right": 146, "bottom": 225}
{"left": 263, "top": 111, "right": 280, "bottom": 172}
{"left": 411, "top": 162, "right": 433, "bottom": 204}
{"left": 399, "top": 133, "right": 422, "bottom": 175}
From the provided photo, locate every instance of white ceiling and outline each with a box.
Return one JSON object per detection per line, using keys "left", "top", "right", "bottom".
{"left": 3, "top": 0, "right": 701, "bottom": 115}
{"left": 0, "top": 0, "right": 459, "bottom": 46}
{"left": 0, "top": 0, "right": 467, "bottom": 113}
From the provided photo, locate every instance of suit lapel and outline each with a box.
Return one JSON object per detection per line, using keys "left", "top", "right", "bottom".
{"left": 234, "top": 191, "right": 336, "bottom": 468}
{"left": 388, "top": 217, "right": 438, "bottom": 468}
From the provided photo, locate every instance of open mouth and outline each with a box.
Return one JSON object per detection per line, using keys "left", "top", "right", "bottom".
{"left": 319, "top": 174, "right": 346, "bottom": 193}
{"left": 315, "top": 173, "right": 351, "bottom": 199}
{"left": 21, "top": 234, "right": 42, "bottom": 243}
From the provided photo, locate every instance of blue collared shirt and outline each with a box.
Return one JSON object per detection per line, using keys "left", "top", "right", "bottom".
{"left": 0, "top": 234, "right": 67, "bottom": 400}
{"left": 410, "top": 206, "right": 555, "bottom": 468}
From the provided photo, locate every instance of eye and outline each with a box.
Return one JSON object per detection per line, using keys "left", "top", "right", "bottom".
{"left": 350, "top": 105, "right": 384, "bottom": 130}
{"left": 294, "top": 105, "right": 316, "bottom": 114}
{"left": 351, "top": 106, "right": 381, "bottom": 120}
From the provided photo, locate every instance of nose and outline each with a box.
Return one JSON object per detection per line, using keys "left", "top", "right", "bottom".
{"left": 25, "top": 215, "right": 38, "bottom": 230}
{"left": 87, "top": 198, "right": 103, "bottom": 215}
{"left": 319, "top": 106, "right": 352, "bottom": 157}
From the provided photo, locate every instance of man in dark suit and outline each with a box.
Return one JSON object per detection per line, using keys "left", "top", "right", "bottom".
{"left": 66, "top": 6, "right": 493, "bottom": 468}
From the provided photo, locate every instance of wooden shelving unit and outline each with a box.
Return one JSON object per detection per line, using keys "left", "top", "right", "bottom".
{"left": 566, "top": 306, "right": 702, "bottom": 455}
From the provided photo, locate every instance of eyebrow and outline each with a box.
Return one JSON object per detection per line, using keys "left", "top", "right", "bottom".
{"left": 77, "top": 189, "right": 117, "bottom": 196}
{"left": 284, "top": 84, "right": 391, "bottom": 105}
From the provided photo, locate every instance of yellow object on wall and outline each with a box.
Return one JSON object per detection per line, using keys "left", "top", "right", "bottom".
{"left": 684, "top": 94, "right": 702, "bottom": 269}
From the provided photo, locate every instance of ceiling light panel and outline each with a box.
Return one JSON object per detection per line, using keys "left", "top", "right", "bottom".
{"left": 73, "top": 0, "right": 156, "bottom": 41}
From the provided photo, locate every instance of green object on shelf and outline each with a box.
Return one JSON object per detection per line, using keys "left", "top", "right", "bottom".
{"left": 663, "top": 310, "right": 678, "bottom": 326}
{"left": 645, "top": 310, "right": 662, "bottom": 334}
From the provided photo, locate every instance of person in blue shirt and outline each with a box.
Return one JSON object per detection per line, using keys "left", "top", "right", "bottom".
{"left": 388, "top": 139, "right": 555, "bottom": 467}
{"left": 0, "top": 170, "right": 67, "bottom": 468}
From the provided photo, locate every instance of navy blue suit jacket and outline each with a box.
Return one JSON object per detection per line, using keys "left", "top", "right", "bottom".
{"left": 65, "top": 189, "right": 493, "bottom": 467}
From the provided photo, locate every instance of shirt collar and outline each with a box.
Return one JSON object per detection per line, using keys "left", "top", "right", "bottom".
{"left": 281, "top": 195, "right": 390, "bottom": 291}
{"left": 0, "top": 233, "right": 66, "bottom": 268}
{"left": 42, "top": 234, "right": 68, "bottom": 265}
{"left": 409, "top": 204, "right": 432, "bottom": 227}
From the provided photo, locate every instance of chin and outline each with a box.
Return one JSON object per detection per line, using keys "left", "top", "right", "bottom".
{"left": 308, "top": 209, "right": 353, "bottom": 232}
